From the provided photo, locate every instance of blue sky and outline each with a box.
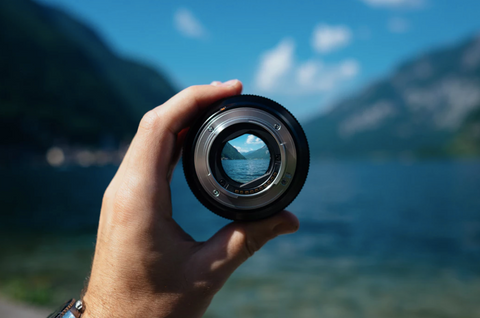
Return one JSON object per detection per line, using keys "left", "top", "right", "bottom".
{"left": 36, "top": 0, "right": 480, "bottom": 121}
{"left": 228, "top": 134, "right": 266, "bottom": 154}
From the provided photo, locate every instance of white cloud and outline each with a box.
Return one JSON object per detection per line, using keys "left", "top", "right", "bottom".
{"left": 360, "top": 0, "right": 425, "bottom": 9}
{"left": 295, "top": 59, "right": 360, "bottom": 93}
{"left": 254, "top": 39, "right": 360, "bottom": 95}
{"left": 297, "top": 60, "right": 322, "bottom": 86}
{"left": 233, "top": 146, "right": 249, "bottom": 153}
{"left": 311, "top": 24, "right": 352, "bottom": 54}
{"left": 174, "top": 8, "right": 207, "bottom": 39}
{"left": 388, "top": 17, "right": 410, "bottom": 33}
{"left": 233, "top": 146, "right": 257, "bottom": 153}
{"left": 255, "top": 39, "right": 295, "bottom": 91}
{"left": 246, "top": 135, "right": 263, "bottom": 145}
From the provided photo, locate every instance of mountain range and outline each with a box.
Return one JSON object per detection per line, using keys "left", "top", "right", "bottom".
{"left": 221, "top": 142, "right": 246, "bottom": 160}
{"left": 2, "top": 0, "right": 479, "bottom": 165}
{"left": 221, "top": 143, "right": 271, "bottom": 160}
{"left": 304, "top": 35, "right": 480, "bottom": 159}
{"left": 0, "top": 0, "right": 176, "bottom": 164}
{"left": 243, "top": 145, "right": 271, "bottom": 160}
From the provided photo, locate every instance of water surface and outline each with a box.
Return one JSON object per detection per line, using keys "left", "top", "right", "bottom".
{"left": 1, "top": 160, "right": 480, "bottom": 317}
{"left": 221, "top": 159, "right": 270, "bottom": 183}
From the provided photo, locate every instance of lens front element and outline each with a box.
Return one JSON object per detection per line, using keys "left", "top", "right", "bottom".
{"left": 221, "top": 134, "right": 271, "bottom": 184}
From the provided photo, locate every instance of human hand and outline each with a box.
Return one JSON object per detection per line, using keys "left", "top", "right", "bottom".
{"left": 82, "top": 80, "right": 299, "bottom": 318}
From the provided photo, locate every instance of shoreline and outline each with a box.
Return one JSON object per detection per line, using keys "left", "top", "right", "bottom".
{"left": 0, "top": 297, "right": 50, "bottom": 318}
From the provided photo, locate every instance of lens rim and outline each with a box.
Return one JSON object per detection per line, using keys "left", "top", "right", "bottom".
{"left": 183, "top": 95, "right": 309, "bottom": 221}
{"left": 194, "top": 107, "right": 295, "bottom": 210}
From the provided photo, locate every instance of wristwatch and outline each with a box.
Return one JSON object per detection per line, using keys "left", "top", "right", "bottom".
{"left": 47, "top": 299, "right": 84, "bottom": 318}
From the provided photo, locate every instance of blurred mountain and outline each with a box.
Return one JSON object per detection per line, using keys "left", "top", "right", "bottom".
{"left": 0, "top": 0, "right": 177, "bottom": 164}
{"left": 304, "top": 35, "right": 480, "bottom": 159}
{"left": 243, "top": 145, "right": 270, "bottom": 160}
{"left": 221, "top": 142, "right": 246, "bottom": 160}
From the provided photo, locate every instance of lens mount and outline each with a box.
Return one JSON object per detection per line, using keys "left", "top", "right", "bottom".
{"left": 183, "top": 95, "right": 309, "bottom": 221}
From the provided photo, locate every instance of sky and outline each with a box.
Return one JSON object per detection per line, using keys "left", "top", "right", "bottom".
{"left": 36, "top": 0, "right": 480, "bottom": 121}
{"left": 228, "top": 134, "right": 266, "bottom": 154}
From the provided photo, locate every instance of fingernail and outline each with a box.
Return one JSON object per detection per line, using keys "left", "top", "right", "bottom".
{"left": 220, "top": 79, "right": 238, "bottom": 87}
{"left": 273, "top": 221, "right": 299, "bottom": 235}
{"left": 210, "top": 81, "right": 222, "bottom": 86}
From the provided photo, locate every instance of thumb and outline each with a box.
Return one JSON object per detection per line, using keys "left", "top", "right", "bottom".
{"left": 196, "top": 211, "right": 299, "bottom": 282}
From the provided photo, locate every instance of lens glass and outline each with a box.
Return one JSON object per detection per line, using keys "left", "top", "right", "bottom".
{"left": 221, "top": 134, "right": 271, "bottom": 184}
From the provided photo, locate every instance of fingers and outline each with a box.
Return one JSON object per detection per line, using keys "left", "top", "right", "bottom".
{"left": 99, "top": 81, "right": 243, "bottom": 233}
{"left": 142, "top": 80, "right": 242, "bottom": 136}
{"left": 128, "top": 80, "right": 243, "bottom": 181}
{"left": 195, "top": 211, "right": 299, "bottom": 282}
{"left": 167, "top": 127, "right": 189, "bottom": 183}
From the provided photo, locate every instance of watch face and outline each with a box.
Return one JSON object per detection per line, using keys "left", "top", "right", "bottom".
{"left": 47, "top": 299, "right": 75, "bottom": 318}
{"left": 63, "top": 311, "right": 77, "bottom": 318}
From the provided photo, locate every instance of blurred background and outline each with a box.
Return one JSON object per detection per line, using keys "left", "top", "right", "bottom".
{"left": 1, "top": 0, "right": 480, "bottom": 317}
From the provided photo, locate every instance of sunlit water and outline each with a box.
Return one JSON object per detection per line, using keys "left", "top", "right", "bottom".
{"left": 1, "top": 160, "right": 480, "bottom": 317}
{"left": 221, "top": 159, "right": 270, "bottom": 183}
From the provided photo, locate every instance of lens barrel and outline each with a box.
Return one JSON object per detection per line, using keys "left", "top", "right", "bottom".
{"left": 182, "top": 95, "right": 309, "bottom": 221}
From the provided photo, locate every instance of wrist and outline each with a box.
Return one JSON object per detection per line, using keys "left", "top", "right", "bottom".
{"left": 82, "top": 289, "right": 158, "bottom": 318}
{"left": 82, "top": 288, "right": 213, "bottom": 318}
{"left": 82, "top": 290, "right": 121, "bottom": 318}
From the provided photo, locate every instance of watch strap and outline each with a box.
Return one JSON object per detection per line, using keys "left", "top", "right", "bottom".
{"left": 47, "top": 299, "right": 84, "bottom": 318}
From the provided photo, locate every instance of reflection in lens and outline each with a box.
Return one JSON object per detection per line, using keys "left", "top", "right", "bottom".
{"left": 221, "top": 134, "right": 270, "bottom": 184}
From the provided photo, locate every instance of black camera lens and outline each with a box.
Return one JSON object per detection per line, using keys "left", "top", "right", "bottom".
{"left": 182, "top": 95, "right": 309, "bottom": 221}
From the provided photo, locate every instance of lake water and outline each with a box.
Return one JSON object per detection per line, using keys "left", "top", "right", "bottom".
{"left": 221, "top": 159, "right": 270, "bottom": 183}
{"left": 1, "top": 160, "right": 480, "bottom": 317}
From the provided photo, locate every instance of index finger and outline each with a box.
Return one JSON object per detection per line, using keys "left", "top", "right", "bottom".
{"left": 142, "top": 80, "right": 243, "bottom": 135}
{"left": 126, "top": 80, "right": 243, "bottom": 183}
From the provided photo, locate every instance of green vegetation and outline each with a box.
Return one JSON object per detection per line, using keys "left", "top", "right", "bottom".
{"left": 0, "top": 232, "right": 94, "bottom": 306}
{"left": 220, "top": 143, "right": 270, "bottom": 160}
{"left": 207, "top": 261, "right": 480, "bottom": 318}
{"left": 2, "top": 232, "right": 480, "bottom": 318}
{"left": 221, "top": 142, "right": 246, "bottom": 160}
{"left": 304, "top": 36, "right": 480, "bottom": 159}
{"left": 0, "top": 0, "right": 176, "bottom": 165}
{"left": 449, "top": 106, "right": 480, "bottom": 156}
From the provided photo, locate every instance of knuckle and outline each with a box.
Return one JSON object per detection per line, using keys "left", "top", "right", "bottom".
{"left": 139, "top": 110, "right": 159, "bottom": 131}
{"left": 191, "top": 280, "right": 221, "bottom": 296}
{"left": 184, "top": 85, "right": 201, "bottom": 97}
{"left": 102, "top": 185, "right": 115, "bottom": 205}
{"left": 183, "top": 86, "right": 201, "bottom": 105}
{"left": 244, "top": 235, "right": 261, "bottom": 257}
